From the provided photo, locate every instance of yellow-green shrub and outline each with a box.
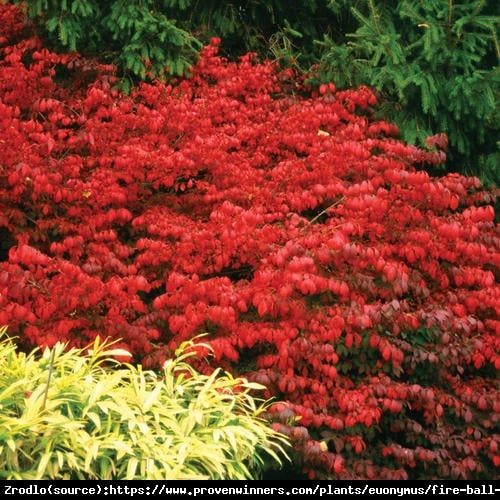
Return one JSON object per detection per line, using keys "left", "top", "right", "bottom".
{"left": 0, "top": 327, "right": 290, "bottom": 479}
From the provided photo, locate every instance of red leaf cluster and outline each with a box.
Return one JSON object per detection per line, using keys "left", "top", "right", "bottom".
{"left": 1, "top": 4, "right": 498, "bottom": 479}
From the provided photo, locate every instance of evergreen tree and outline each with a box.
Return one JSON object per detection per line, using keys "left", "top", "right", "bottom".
{"left": 314, "top": 0, "right": 499, "bottom": 184}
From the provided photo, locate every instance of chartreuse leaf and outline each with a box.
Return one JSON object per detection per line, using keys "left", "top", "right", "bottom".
{"left": 0, "top": 329, "right": 290, "bottom": 479}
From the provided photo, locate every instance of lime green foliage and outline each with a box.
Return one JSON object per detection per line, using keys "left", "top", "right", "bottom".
{"left": 314, "top": 0, "right": 499, "bottom": 185}
{"left": 0, "top": 327, "right": 290, "bottom": 479}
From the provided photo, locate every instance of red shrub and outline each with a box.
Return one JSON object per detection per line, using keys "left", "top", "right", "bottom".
{"left": 0, "top": 4, "right": 498, "bottom": 479}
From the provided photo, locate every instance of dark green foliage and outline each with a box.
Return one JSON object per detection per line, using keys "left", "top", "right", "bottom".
{"left": 312, "top": 0, "right": 500, "bottom": 185}
{"left": 9, "top": 0, "right": 202, "bottom": 82}
{"left": 9, "top": 1, "right": 331, "bottom": 76}
{"left": 103, "top": 2, "right": 201, "bottom": 81}
{"left": 8, "top": 0, "right": 351, "bottom": 78}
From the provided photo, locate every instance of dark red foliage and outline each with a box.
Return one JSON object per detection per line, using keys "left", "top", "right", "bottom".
{"left": 0, "top": 4, "right": 499, "bottom": 479}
